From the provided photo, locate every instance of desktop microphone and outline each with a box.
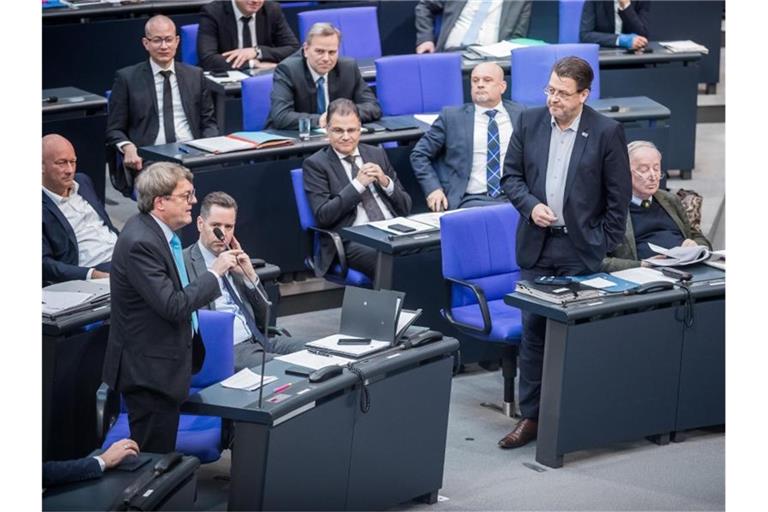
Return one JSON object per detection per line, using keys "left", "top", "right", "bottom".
{"left": 213, "top": 227, "right": 272, "bottom": 408}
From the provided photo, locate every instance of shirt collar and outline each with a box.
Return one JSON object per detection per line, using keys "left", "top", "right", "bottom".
{"left": 149, "top": 213, "right": 176, "bottom": 243}
{"left": 307, "top": 64, "right": 327, "bottom": 84}
{"left": 631, "top": 195, "right": 653, "bottom": 206}
{"left": 43, "top": 180, "right": 79, "bottom": 204}
{"left": 550, "top": 112, "right": 582, "bottom": 133}
{"left": 475, "top": 102, "right": 504, "bottom": 116}
{"left": 333, "top": 147, "right": 361, "bottom": 164}
{"left": 149, "top": 58, "right": 176, "bottom": 76}
{"left": 197, "top": 239, "right": 218, "bottom": 268}
{"left": 231, "top": 0, "right": 252, "bottom": 19}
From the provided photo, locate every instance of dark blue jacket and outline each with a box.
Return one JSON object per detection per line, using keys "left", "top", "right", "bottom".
{"left": 580, "top": 0, "right": 650, "bottom": 47}
{"left": 43, "top": 174, "right": 118, "bottom": 285}
{"left": 43, "top": 456, "right": 102, "bottom": 488}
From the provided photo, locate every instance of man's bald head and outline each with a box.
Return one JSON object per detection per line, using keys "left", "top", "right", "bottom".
{"left": 144, "top": 15, "right": 176, "bottom": 37}
{"left": 42, "top": 134, "right": 77, "bottom": 197}
{"left": 470, "top": 62, "right": 507, "bottom": 108}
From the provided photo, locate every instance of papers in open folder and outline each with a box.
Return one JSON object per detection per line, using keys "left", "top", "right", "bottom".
{"left": 220, "top": 369, "right": 277, "bottom": 391}
{"left": 642, "top": 243, "right": 711, "bottom": 267}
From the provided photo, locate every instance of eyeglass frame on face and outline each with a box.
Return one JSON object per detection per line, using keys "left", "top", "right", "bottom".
{"left": 164, "top": 188, "right": 196, "bottom": 203}
{"left": 144, "top": 35, "right": 178, "bottom": 47}
{"left": 543, "top": 86, "right": 583, "bottom": 100}
{"left": 631, "top": 167, "right": 666, "bottom": 181}
{"left": 328, "top": 126, "right": 361, "bottom": 137}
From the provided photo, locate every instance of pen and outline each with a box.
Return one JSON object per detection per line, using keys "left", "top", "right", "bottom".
{"left": 273, "top": 383, "right": 292, "bottom": 394}
{"left": 177, "top": 145, "right": 190, "bottom": 154}
{"left": 307, "top": 349, "right": 332, "bottom": 357}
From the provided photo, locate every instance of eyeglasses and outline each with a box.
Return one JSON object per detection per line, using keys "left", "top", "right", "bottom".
{"left": 165, "top": 189, "right": 196, "bottom": 203}
{"left": 631, "top": 168, "right": 666, "bottom": 181}
{"left": 328, "top": 127, "right": 361, "bottom": 136}
{"left": 145, "top": 36, "right": 177, "bottom": 47}
{"left": 543, "top": 86, "right": 580, "bottom": 100}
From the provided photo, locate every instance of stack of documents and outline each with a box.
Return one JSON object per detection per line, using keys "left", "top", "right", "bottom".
{"left": 220, "top": 368, "right": 277, "bottom": 391}
{"left": 43, "top": 280, "right": 110, "bottom": 319}
{"left": 275, "top": 350, "right": 353, "bottom": 370}
{"left": 659, "top": 40, "right": 709, "bottom": 55}
{"left": 642, "top": 243, "right": 711, "bottom": 267}
{"left": 185, "top": 132, "right": 294, "bottom": 154}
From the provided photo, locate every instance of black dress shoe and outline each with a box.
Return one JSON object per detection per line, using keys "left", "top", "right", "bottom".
{"left": 498, "top": 418, "right": 538, "bottom": 449}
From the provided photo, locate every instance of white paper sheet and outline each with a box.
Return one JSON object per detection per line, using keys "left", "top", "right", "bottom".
{"left": 414, "top": 114, "right": 439, "bottom": 125}
{"left": 579, "top": 277, "right": 616, "bottom": 289}
{"left": 274, "top": 350, "right": 353, "bottom": 370}
{"left": 220, "top": 368, "right": 277, "bottom": 391}
{"left": 42, "top": 291, "right": 94, "bottom": 314}
{"left": 611, "top": 267, "right": 676, "bottom": 285}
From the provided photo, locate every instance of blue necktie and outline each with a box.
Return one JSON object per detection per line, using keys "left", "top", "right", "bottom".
{"left": 462, "top": 0, "right": 493, "bottom": 47}
{"left": 485, "top": 109, "right": 501, "bottom": 197}
{"left": 316, "top": 76, "right": 326, "bottom": 114}
{"left": 221, "top": 274, "right": 270, "bottom": 350}
{"left": 170, "top": 234, "right": 198, "bottom": 333}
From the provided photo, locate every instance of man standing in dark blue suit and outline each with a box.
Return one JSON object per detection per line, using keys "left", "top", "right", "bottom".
{"left": 42, "top": 134, "right": 118, "bottom": 285}
{"left": 499, "top": 57, "right": 631, "bottom": 449}
{"left": 411, "top": 62, "right": 524, "bottom": 211}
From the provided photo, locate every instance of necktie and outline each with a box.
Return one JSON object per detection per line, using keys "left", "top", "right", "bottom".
{"left": 240, "top": 16, "right": 253, "bottom": 49}
{"left": 462, "top": 0, "right": 493, "bottom": 47}
{"left": 169, "top": 234, "right": 198, "bottom": 333}
{"left": 159, "top": 70, "right": 176, "bottom": 144}
{"left": 316, "top": 76, "right": 326, "bottom": 114}
{"left": 344, "top": 155, "right": 386, "bottom": 222}
{"left": 641, "top": 199, "right": 652, "bottom": 208}
{"left": 485, "top": 109, "right": 501, "bottom": 197}
{"left": 221, "top": 274, "right": 270, "bottom": 350}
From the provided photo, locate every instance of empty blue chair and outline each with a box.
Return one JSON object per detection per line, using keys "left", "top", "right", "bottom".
{"left": 441, "top": 204, "right": 523, "bottom": 416}
{"left": 289, "top": 168, "right": 371, "bottom": 287}
{"left": 241, "top": 74, "right": 274, "bottom": 131}
{"left": 180, "top": 24, "right": 199, "bottom": 66}
{"left": 558, "top": 0, "right": 586, "bottom": 43}
{"left": 375, "top": 53, "right": 463, "bottom": 116}
{"left": 99, "top": 310, "right": 235, "bottom": 463}
{"left": 509, "top": 43, "right": 600, "bottom": 107}
{"left": 297, "top": 6, "right": 381, "bottom": 60}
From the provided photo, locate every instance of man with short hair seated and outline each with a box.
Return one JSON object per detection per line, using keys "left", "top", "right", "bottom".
{"left": 580, "top": 0, "right": 650, "bottom": 50}
{"left": 184, "top": 191, "right": 306, "bottom": 371}
{"left": 302, "top": 99, "right": 412, "bottom": 280}
{"left": 43, "top": 134, "right": 118, "bottom": 285}
{"left": 603, "top": 140, "right": 711, "bottom": 271}
{"left": 410, "top": 62, "right": 524, "bottom": 211}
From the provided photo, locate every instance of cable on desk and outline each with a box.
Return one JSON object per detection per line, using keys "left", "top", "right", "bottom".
{"left": 346, "top": 364, "right": 370, "bottom": 414}
{"left": 679, "top": 283, "right": 695, "bottom": 328}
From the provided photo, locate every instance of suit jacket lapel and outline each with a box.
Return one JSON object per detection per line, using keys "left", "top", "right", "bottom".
{"left": 175, "top": 65, "right": 196, "bottom": 137}
{"left": 625, "top": 215, "right": 638, "bottom": 259}
{"left": 460, "top": 104, "right": 475, "bottom": 180}
{"left": 43, "top": 192, "right": 77, "bottom": 247}
{"left": 532, "top": 112, "right": 552, "bottom": 199}
{"left": 328, "top": 66, "right": 342, "bottom": 103}
{"left": 563, "top": 110, "right": 591, "bottom": 203}
{"left": 223, "top": 0, "right": 238, "bottom": 49}
{"left": 142, "top": 61, "right": 159, "bottom": 118}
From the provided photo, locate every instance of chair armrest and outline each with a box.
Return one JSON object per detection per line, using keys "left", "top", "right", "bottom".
{"left": 308, "top": 226, "right": 349, "bottom": 278}
{"left": 443, "top": 276, "right": 492, "bottom": 335}
{"left": 95, "top": 382, "right": 119, "bottom": 444}
{"left": 268, "top": 326, "right": 291, "bottom": 337}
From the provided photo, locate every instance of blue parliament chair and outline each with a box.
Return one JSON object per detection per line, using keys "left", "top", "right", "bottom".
{"left": 241, "top": 74, "right": 274, "bottom": 131}
{"left": 374, "top": 53, "right": 463, "bottom": 116}
{"left": 296, "top": 6, "right": 381, "bottom": 60}
{"left": 180, "top": 24, "right": 199, "bottom": 66}
{"left": 289, "top": 168, "right": 371, "bottom": 287}
{"left": 440, "top": 204, "right": 523, "bottom": 416}
{"left": 558, "top": 0, "right": 586, "bottom": 43}
{"left": 98, "top": 310, "right": 235, "bottom": 463}
{"left": 509, "top": 43, "right": 601, "bottom": 107}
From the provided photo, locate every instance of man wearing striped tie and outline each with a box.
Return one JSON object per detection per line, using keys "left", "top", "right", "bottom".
{"left": 411, "top": 62, "right": 524, "bottom": 211}
{"left": 102, "top": 162, "right": 240, "bottom": 453}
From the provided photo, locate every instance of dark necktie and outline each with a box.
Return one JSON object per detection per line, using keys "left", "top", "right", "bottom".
{"left": 641, "top": 199, "right": 652, "bottom": 208}
{"left": 316, "top": 76, "right": 326, "bottom": 114}
{"left": 221, "top": 274, "right": 270, "bottom": 350}
{"left": 485, "top": 109, "right": 501, "bottom": 197}
{"left": 240, "top": 16, "right": 253, "bottom": 49}
{"left": 159, "top": 70, "right": 176, "bottom": 144}
{"left": 344, "top": 155, "right": 386, "bottom": 222}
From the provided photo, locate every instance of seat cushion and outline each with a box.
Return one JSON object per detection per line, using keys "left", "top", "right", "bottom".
{"left": 448, "top": 298, "right": 523, "bottom": 342}
{"left": 327, "top": 265, "right": 372, "bottom": 287}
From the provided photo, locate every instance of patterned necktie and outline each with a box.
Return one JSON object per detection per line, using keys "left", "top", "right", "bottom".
{"left": 316, "top": 76, "right": 326, "bottom": 114}
{"left": 240, "top": 16, "right": 253, "bottom": 48}
{"left": 221, "top": 274, "right": 270, "bottom": 350}
{"left": 344, "top": 155, "right": 386, "bottom": 222}
{"left": 169, "top": 234, "right": 198, "bottom": 333}
{"left": 159, "top": 70, "right": 176, "bottom": 144}
{"left": 485, "top": 109, "right": 501, "bottom": 197}
{"left": 462, "top": 0, "right": 493, "bottom": 47}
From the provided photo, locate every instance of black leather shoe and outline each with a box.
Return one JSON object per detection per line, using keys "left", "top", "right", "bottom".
{"left": 498, "top": 418, "right": 538, "bottom": 449}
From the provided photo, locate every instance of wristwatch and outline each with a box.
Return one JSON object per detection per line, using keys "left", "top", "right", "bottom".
{"left": 253, "top": 46, "right": 262, "bottom": 59}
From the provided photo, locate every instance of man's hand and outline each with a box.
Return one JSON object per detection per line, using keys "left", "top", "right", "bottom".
{"left": 631, "top": 35, "right": 648, "bottom": 49}
{"left": 222, "top": 47, "right": 257, "bottom": 69}
{"left": 426, "top": 189, "right": 448, "bottom": 212}
{"left": 123, "top": 144, "right": 143, "bottom": 171}
{"left": 91, "top": 270, "right": 109, "bottom": 280}
{"left": 681, "top": 238, "right": 699, "bottom": 248}
{"left": 416, "top": 41, "right": 435, "bottom": 54}
{"left": 211, "top": 250, "right": 242, "bottom": 277}
{"left": 361, "top": 162, "right": 390, "bottom": 188}
{"left": 252, "top": 61, "right": 277, "bottom": 70}
{"left": 101, "top": 438, "right": 139, "bottom": 470}
{"left": 531, "top": 203, "right": 558, "bottom": 228}
{"left": 355, "top": 165, "right": 377, "bottom": 187}
{"left": 228, "top": 236, "right": 258, "bottom": 282}
{"left": 318, "top": 112, "right": 328, "bottom": 128}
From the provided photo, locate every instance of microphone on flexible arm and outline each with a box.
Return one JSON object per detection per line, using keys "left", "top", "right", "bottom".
{"left": 213, "top": 227, "right": 272, "bottom": 408}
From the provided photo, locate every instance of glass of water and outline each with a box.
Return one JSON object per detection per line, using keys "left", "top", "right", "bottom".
{"left": 299, "top": 118, "right": 311, "bottom": 141}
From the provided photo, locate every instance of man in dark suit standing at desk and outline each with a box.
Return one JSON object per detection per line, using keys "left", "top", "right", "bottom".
{"left": 106, "top": 15, "right": 218, "bottom": 186}
{"left": 499, "top": 56, "right": 631, "bottom": 449}
{"left": 303, "top": 99, "right": 412, "bottom": 280}
{"left": 410, "top": 62, "right": 524, "bottom": 211}
{"left": 267, "top": 22, "right": 381, "bottom": 130}
{"left": 102, "top": 162, "right": 240, "bottom": 452}
{"left": 197, "top": 0, "right": 299, "bottom": 72}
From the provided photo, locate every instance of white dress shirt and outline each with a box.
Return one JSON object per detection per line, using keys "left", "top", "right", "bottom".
{"left": 614, "top": 0, "right": 625, "bottom": 35}
{"left": 444, "top": 0, "right": 504, "bottom": 49}
{"left": 333, "top": 148, "right": 396, "bottom": 226}
{"left": 149, "top": 59, "right": 194, "bottom": 145}
{"left": 232, "top": 0, "right": 257, "bottom": 50}
{"left": 307, "top": 65, "right": 330, "bottom": 113}
{"left": 43, "top": 181, "right": 117, "bottom": 279}
{"left": 466, "top": 102, "right": 513, "bottom": 194}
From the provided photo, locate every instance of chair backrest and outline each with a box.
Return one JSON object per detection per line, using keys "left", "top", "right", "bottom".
{"left": 509, "top": 43, "right": 600, "bottom": 107}
{"left": 297, "top": 6, "right": 381, "bottom": 60}
{"left": 375, "top": 53, "right": 463, "bottom": 116}
{"left": 440, "top": 204, "right": 521, "bottom": 306}
{"left": 241, "top": 74, "right": 275, "bottom": 131}
{"left": 558, "top": 0, "right": 586, "bottom": 43}
{"left": 192, "top": 310, "right": 235, "bottom": 390}
{"left": 290, "top": 168, "right": 317, "bottom": 231}
{"left": 180, "top": 24, "right": 199, "bottom": 66}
